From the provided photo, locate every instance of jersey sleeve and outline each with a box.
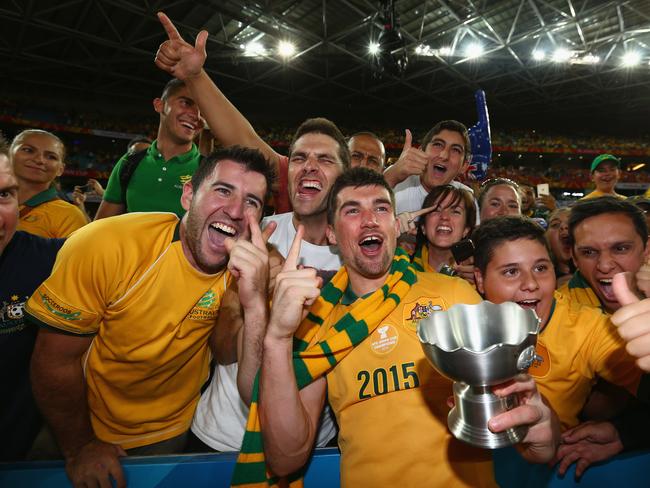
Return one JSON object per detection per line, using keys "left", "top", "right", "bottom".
{"left": 57, "top": 204, "right": 89, "bottom": 237}
{"left": 25, "top": 221, "right": 121, "bottom": 335}
{"left": 451, "top": 276, "right": 483, "bottom": 306}
{"left": 580, "top": 310, "right": 642, "bottom": 395}
{"left": 102, "top": 154, "right": 128, "bottom": 204}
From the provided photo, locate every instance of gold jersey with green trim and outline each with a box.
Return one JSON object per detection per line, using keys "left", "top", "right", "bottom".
{"left": 557, "top": 270, "right": 603, "bottom": 311}
{"left": 580, "top": 189, "right": 626, "bottom": 200}
{"left": 311, "top": 272, "right": 496, "bottom": 487}
{"left": 529, "top": 291, "right": 641, "bottom": 430}
{"left": 18, "top": 188, "right": 87, "bottom": 238}
{"left": 25, "top": 212, "right": 231, "bottom": 449}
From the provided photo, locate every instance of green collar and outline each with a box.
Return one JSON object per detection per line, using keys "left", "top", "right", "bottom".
{"left": 149, "top": 140, "right": 199, "bottom": 165}
{"left": 23, "top": 187, "right": 59, "bottom": 207}
{"left": 542, "top": 298, "right": 557, "bottom": 331}
{"left": 567, "top": 270, "right": 590, "bottom": 290}
{"left": 341, "top": 283, "right": 374, "bottom": 306}
{"left": 173, "top": 220, "right": 182, "bottom": 242}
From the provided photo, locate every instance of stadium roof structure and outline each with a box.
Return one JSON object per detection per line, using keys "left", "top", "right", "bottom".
{"left": 2, "top": 0, "right": 650, "bottom": 132}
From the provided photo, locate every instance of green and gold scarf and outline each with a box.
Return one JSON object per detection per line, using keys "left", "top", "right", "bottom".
{"left": 231, "top": 247, "right": 417, "bottom": 487}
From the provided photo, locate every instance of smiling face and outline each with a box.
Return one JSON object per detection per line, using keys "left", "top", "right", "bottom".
{"left": 11, "top": 132, "right": 65, "bottom": 186}
{"left": 591, "top": 161, "right": 620, "bottom": 194}
{"left": 348, "top": 134, "right": 385, "bottom": 172}
{"left": 288, "top": 133, "right": 345, "bottom": 218}
{"left": 480, "top": 184, "right": 521, "bottom": 222}
{"left": 572, "top": 212, "right": 648, "bottom": 312}
{"left": 181, "top": 159, "right": 267, "bottom": 274}
{"left": 326, "top": 185, "right": 399, "bottom": 288}
{"left": 476, "top": 238, "right": 556, "bottom": 327}
{"left": 420, "top": 129, "right": 469, "bottom": 191}
{"left": 0, "top": 156, "right": 19, "bottom": 255}
{"left": 422, "top": 193, "right": 470, "bottom": 250}
{"left": 155, "top": 85, "right": 202, "bottom": 145}
{"left": 546, "top": 210, "right": 571, "bottom": 264}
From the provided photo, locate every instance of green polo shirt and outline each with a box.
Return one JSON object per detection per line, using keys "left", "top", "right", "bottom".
{"left": 103, "top": 141, "right": 200, "bottom": 217}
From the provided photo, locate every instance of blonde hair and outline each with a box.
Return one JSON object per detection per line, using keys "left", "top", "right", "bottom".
{"left": 10, "top": 129, "right": 66, "bottom": 162}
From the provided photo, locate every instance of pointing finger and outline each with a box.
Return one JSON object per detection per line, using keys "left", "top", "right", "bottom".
{"left": 261, "top": 220, "right": 277, "bottom": 243}
{"left": 246, "top": 212, "right": 266, "bottom": 251}
{"left": 157, "top": 12, "right": 183, "bottom": 41}
{"left": 409, "top": 205, "right": 438, "bottom": 219}
{"left": 282, "top": 225, "right": 304, "bottom": 272}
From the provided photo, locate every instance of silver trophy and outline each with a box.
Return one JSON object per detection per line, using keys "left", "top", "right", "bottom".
{"left": 417, "top": 301, "right": 540, "bottom": 449}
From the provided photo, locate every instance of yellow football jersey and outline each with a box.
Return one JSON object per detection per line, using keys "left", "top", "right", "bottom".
{"left": 313, "top": 272, "right": 496, "bottom": 487}
{"left": 529, "top": 291, "right": 641, "bottom": 430}
{"left": 26, "top": 213, "right": 231, "bottom": 449}
{"left": 557, "top": 271, "right": 603, "bottom": 311}
{"left": 19, "top": 198, "right": 88, "bottom": 238}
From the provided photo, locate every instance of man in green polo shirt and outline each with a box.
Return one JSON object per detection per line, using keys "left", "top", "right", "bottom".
{"left": 95, "top": 78, "right": 203, "bottom": 219}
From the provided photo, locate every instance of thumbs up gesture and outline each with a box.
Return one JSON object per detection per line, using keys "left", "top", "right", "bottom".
{"left": 611, "top": 271, "right": 650, "bottom": 371}
{"left": 155, "top": 12, "right": 208, "bottom": 80}
{"left": 384, "top": 129, "right": 430, "bottom": 187}
{"left": 266, "top": 226, "right": 323, "bottom": 342}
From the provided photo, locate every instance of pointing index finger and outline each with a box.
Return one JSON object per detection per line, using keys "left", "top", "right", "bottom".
{"left": 157, "top": 12, "right": 183, "bottom": 41}
{"left": 282, "top": 225, "right": 304, "bottom": 271}
{"left": 246, "top": 212, "right": 266, "bottom": 251}
{"left": 409, "top": 205, "right": 437, "bottom": 220}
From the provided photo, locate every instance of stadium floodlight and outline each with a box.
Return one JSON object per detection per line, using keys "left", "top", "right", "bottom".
{"left": 465, "top": 42, "right": 484, "bottom": 59}
{"left": 622, "top": 51, "right": 641, "bottom": 67}
{"left": 631, "top": 163, "right": 646, "bottom": 171}
{"left": 438, "top": 46, "right": 452, "bottom": 56}
{"left": 582, "top": 54, "right": 600, "bottom": 64}
{"left": 278, "top": 40, "right": 296, "bottom": 58}
{"left": 369, "top": 42, "right": 381, "bottom": 55}
{"left": 243, "top": 41, "right": 265, "bottom": 57}
{"left": 532, "top": 49, "right": 545, "bottom": 61}
{"left": 552, "top": 47, "right": 571, "bottom": 62}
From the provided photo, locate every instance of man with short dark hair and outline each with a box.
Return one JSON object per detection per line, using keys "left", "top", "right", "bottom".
{"left": 385, "top": 121, "right": 473, "bottom": 215}
{"left": 95, "top": 78, "right": 203, "bottom": 219}
{"left": 581, "top": 154, "right": 625, "bottom": 200}
{"left": 28, "top": 146, "right": 273, "bottom": 487}
{"left": 559, "top": 197, "right": 649, "bottom": 313}
{"left": 251, "top": 168, "right": 558, "bottom": 487}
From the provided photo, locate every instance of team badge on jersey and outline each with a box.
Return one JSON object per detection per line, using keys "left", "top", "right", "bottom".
{"left": 0, "top": 295, "right": 27, "bottom": 334}
{"left": 528, "top": 341, "right": 550, "bottom": 378}
{"left": 369, "top": 324, "right": 399, "bottom": 355}
{"left": 403, "top": 298, "right": 443, "bottom": 331}
{"left": 188, "top": 289, "right": 222, "bottom": 321}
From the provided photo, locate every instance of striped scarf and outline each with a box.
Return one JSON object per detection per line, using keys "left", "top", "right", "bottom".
{"left": 410, "top": 245, "right": 430, "bottom": 272}
{"left": 231, "top": 247, "right": 417, "bottom": 487}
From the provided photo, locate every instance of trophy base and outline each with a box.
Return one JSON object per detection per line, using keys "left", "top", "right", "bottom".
{"left": 448, "top": 382, "right": 528, "bottom": 449}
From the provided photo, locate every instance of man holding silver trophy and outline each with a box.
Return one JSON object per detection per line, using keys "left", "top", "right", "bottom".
{"left": 256, "top": 168, "right": 559, "bottom": 487}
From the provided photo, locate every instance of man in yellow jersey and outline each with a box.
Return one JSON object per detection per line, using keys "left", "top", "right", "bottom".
{"left": 26, "top": 146, "right": 275, "bottom": 488}
{"left": 559, "top": 197, "right": 649, "bottom": 313}
{"left": 472, "top": 216, "right": 644, "bottom": 477}
{"left": 258, "top": 168, "right": 558, "bottom": 487}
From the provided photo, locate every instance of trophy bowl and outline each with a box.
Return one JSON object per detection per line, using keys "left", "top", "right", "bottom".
{"left": 417, "top": 301, "right": 540, "bottom": 449}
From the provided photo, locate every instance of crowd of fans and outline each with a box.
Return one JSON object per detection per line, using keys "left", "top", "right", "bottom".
{"left": 3, "top": 11, "right": 650, "bottom": 488}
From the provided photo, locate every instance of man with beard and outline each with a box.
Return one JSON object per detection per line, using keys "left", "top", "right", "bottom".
{"left": 559, "top": 197, "right": 649, "bottom": 313}
{"left": 348, "top": 132, "right": 385, "bottom": 172}
{"left": 580, "top": 154, "right": 625, "bottom": 201}
{"left": 95, "top": 78, "right": 203, "bottom": 219}
{"left": 250, "top": 168, "right": 559, "bottom": 487}
{"left": 190, "top": 118, "right": 347, "bottom": 453}
{"left": 26, "top": 146, "right": 274, "bottom": 488}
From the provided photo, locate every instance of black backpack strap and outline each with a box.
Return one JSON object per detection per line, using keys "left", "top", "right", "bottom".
{"left": 118, "top": 149, "right": 148, "bottom": 211}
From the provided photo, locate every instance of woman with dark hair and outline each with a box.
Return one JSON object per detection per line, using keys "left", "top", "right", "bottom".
{"left": 411, "top": 184, "right": 477, "bottom": 283}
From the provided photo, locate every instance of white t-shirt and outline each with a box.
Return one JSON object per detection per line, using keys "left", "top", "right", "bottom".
{"left": 393, "top": 174, "right": 479, "bottom": 222}
{"left": 191, "top": 212, "right": 341, "bottom": 451}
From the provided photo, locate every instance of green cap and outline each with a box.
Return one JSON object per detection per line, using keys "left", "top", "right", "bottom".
{"left": 590, "top": 154, "right": 620, "bottom": 172}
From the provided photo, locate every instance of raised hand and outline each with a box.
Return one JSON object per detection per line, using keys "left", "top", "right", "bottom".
{"left": 154, "top": 12, "right": 208, "bottom": 80}
{"left": 467, "top": 89, "right": 492, "bottom": 181}
{"left": 611, "top": 271, "right": 650, "bottom": 371}
{"left": 65, "top": 438, "right": 127, "bottom": 488}
{"left": 393, "top": 129, "right": 430, "bottom": 181}
{"left": 267, "top": 225, "right": 322, "bottom": 342}
{"left": 224, "top": 212, "right": 276, "bottom": 308}
{"left": 396, "top": 204, "right": 436, "bottom": 235}
{"left": 553, "top": 421, "right": 623, "bottom": 479}
{"left": 488, "top": 374, "right": 560, "bottom": 464}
